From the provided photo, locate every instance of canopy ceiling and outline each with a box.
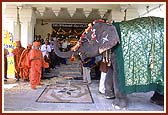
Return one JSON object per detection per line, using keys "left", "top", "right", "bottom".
{"left": 3, "top": 2, "right": 165, "bottom": 23}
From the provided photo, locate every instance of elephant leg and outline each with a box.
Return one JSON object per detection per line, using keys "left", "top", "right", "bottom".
{"left": 111, "top": 52, "right": 128, "bottom": 109}
{"left": 105, "top": 67, "right": 115, "bottom": 99}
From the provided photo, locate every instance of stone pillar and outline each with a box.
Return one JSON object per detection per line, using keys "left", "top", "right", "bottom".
{"left": 3, "top": 4, "right": 20, "bottom": 78}
{"left": 15, "top": 7, "right": 21, "bottom": 40}
{"left": 3, "top": 5, "right": 20, "bottom": 41}
{"left": 20, "top": 6, "right": 36, "bottom": 47}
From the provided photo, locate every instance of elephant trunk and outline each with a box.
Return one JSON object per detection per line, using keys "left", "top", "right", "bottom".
{"left": 53, "top": 40, "right": 73, "bottom": 58}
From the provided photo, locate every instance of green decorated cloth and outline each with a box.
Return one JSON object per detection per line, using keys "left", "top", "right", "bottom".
{"left": 114, "top": 17, "right": 164, "bottom": 94}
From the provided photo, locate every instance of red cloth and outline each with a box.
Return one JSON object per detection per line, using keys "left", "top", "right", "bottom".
{"left": 93, "top": 19, "right": 105, "bottom": 24}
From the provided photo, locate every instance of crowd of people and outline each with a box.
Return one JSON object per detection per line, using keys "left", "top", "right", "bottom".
{"left": 4, "top": 33, "right": 75, "bottom": 89}
{"left": 4, "top": 30, "right": 102, "bottom": 90}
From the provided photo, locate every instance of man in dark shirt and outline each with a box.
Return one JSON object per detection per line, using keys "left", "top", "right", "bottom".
{"left": 82, "top": 57, "right": 95, "bottom": 84}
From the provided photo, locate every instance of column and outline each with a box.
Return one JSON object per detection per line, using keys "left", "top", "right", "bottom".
{"left": 3, "top": 5, "right": 20, "bottom": 41}
{"left": 20, "top": 21, "right": 35, "bottom": 47}
{"left": 20, "top": 6, "right": 36, "bottom": 47}
{"left": 3, "top": 4, "right": 19, "bottom": 78}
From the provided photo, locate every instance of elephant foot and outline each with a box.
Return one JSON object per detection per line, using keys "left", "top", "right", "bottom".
{"left": 150, "top": 92, "right": 164, "bottom": 106}
{"left": 105, "top": 90, "right": 115, "bottom": 99}
{"left": 112, "top": 98, "right": 128, "bottom": 110}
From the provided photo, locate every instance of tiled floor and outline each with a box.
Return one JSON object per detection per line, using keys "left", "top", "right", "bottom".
{"left": 3, "top": 77, "right": 164, "bottom": 113}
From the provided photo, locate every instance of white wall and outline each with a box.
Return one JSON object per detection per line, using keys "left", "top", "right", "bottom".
{"left": 35, "top": 21, "right": 53, "bottom": 40}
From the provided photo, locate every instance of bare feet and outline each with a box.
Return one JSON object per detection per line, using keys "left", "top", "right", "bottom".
{"left": 38, "top": 82, "right": 44, "bottom": 85}
{"left": 31, "top": 86, "right": 36, "bottom": 90}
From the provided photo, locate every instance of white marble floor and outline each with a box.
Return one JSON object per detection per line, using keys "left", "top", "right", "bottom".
{"left": 3, "top": 78, "right": 164, "bottom": 113}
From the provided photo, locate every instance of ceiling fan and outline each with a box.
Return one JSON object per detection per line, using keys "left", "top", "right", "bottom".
{"left": 41, "top": 19, "right": 48, "bottom": 25}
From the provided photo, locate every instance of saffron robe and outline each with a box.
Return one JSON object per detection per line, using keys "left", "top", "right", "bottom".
{"left": 12, "top": 47, "right": 25, "bottom": 78}
{"left": 18, "top": 48, "right": 31, "bottom": 80}
{"left": 28, "top": 49, "right": 49, "bottom": 89}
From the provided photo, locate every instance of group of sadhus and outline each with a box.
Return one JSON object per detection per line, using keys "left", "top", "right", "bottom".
{"left": 8, "top": 40, "right": 49, "bottom": 89}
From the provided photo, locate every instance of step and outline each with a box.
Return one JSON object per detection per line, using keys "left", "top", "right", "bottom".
{"left": 59, "top": 68, "right": 81, "bottom": 72}
{"left": 67, "top": 61, "right": 80, "bottom": 64}
{"left": 59, "top": 66, "right": 81, "bottom": 69}
{"left": 59, "top": 73, "right": 82, "bottom": 78}
{"left": 60, "top": 64, "right": 81, "bottom": 68}
{"left": 59, "top": 71, "right": 81, "bottom": 74}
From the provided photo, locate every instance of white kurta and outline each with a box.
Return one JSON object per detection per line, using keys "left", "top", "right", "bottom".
{"left": 41, "top": 44, "right": 51, "bottom": 57}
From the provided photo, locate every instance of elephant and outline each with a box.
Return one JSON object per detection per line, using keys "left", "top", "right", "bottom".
{"left": 53, "top": 17, "right": 164, "bottom": 109}
{"left": 54, "top": 20, "right": 120, "bottom": 60}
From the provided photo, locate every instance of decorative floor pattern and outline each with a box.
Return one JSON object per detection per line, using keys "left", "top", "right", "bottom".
{"left": 36, "top": 82, "right": 94, "bottom": 103}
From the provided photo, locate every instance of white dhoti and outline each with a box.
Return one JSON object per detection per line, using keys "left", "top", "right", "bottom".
{"left": 99, "top": 72, "right": 107, "bottom": 93}
{"left": 82, "top": 67, "right": 91, "bottom": 83}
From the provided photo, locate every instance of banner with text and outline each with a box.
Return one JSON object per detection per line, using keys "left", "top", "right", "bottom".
{"left": 3, "top": 31, "right": 16, "bottom": 77}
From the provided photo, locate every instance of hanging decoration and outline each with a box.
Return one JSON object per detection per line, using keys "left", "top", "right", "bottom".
{"left": 52, "top": 23, "right": 87, "bottom": 39}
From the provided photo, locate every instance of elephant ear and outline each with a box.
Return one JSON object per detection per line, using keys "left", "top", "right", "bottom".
{"left": 91, "top": 22, "right": 120, "bottom": 54}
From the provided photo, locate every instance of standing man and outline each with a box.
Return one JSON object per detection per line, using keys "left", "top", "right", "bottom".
{"left": 41, "top": 40, "right": 51, "bottom": 73}
{"left": 49, "top": 40, "right": 57, "bottom": 69}
{"left": 45, "top": 33, "right": 51, "bottom": 41}
{"left": 82, "top": 57, "right": 95, "bottom": 84}
{"left": 60, "top": 39, "right": 69, "bottom": 65}
{"left": 62, "top": 39, "right": 69, "bottom": 52}
{"left": 18, "top": 44, "right": 32, "bottom": 81}
{"left": 28, "top": 41, "right": 49, "bottom": 89}
{"left": 99, "top": 61, "right": 108, "bottom": 94}
{"left": 4, "top": 48, "right": 9, "bottom": 81}
{"left": 41, "top": 40, "right": 51, "bottom": 58}
{"left": 12, "top": 40, "right": 25, "bottom": 81}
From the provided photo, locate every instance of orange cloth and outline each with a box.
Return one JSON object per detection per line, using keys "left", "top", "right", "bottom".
{"left": 27, "top": 44, "right": 32, "bottom": 48}
{"left": 15, "top": 40, "right": 21, "bottom": 46}
{"left": 18, "top": 47, "right": 31, "bottom": 80}
{"left": 28, "top": 48, "right": 49, "bottom": 89}
{"left": 12, "top": 46, "right": 25, "bottom": 78}
{"left": 70, "top": 55, "right": 76, "bottom": 62}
